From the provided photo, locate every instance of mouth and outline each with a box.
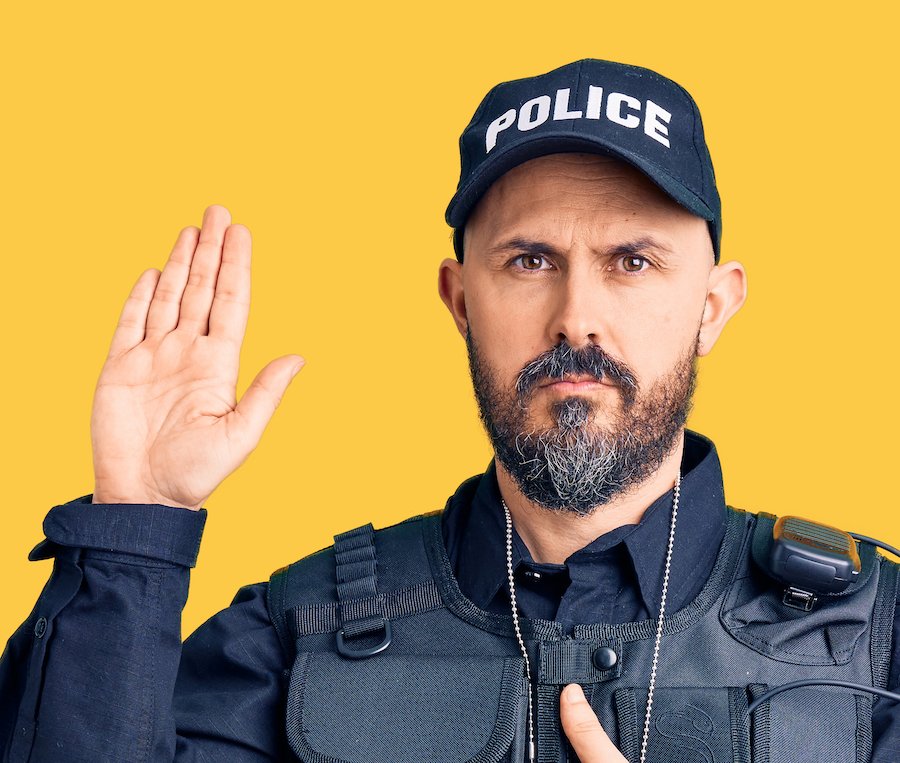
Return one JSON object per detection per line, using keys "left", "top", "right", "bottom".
{"left": 539, "top": 374, "right": 611, "bottom": 391}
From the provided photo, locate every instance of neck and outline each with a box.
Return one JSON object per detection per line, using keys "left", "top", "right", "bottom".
{"left": 495, "top": 431, "right": 685, "bottom": 564}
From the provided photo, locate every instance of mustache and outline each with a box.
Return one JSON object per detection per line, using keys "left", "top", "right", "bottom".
{"left": 515, "top": 341, "right": 639, "bottom": 400}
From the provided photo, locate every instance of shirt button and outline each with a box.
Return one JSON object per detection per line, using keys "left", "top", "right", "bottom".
{"left": 592, "top": 646, "right": 618, "bottom": 670}
{"left": 34, "top": 617, "right": 47, "bottom": 639}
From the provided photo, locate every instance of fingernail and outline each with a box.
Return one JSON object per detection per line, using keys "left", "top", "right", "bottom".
{"left": 291, "top": 359, "right": 305, "bottom": 377}
{"left": 564, "top": 684, "right": 585, "bottom": 702}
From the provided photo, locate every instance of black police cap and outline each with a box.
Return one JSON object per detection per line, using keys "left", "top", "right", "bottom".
{"left": 445, "top": 59, "right": 722, "bottom": 263}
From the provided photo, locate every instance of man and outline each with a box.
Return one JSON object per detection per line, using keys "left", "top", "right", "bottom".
{"left": 1, "top": 58, "right": 897, "bottom": 763}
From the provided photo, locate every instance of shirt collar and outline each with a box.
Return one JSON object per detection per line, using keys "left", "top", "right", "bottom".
{"left": 445, "top": 429, "right": 728, "bottom": 618}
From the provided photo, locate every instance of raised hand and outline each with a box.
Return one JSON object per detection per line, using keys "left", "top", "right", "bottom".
{"left": 90, "top": 205, "right": 304, "bottom": 510}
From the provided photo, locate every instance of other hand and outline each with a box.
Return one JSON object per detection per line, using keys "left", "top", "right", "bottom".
{"left": 90, "top": 205, "right": 304, "bottom": 510}
{"left": 560, "top": 683, "right": 629, "bottom": 763}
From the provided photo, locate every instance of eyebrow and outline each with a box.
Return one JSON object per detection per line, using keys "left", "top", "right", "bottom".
{"left": 607, "top": 236, "right": 675, "bottom": 259}
{"left": 487, "top": 235, "right": 675, "bottom": 261}
{"left": 486, "top": 237, "right": 565, "bottom": 260}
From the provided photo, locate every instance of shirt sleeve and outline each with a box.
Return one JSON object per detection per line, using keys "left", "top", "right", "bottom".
{"left": 0, "top": 495, "right": 290, "bottom": 763}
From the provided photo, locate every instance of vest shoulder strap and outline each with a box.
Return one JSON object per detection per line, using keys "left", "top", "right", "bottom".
{"left": 267, "top": 511, "right": 444, "bottom": 660}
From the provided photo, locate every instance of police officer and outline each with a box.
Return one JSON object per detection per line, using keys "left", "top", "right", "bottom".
{"left": 1, "top": 59, "right": 898, "bottom": 763}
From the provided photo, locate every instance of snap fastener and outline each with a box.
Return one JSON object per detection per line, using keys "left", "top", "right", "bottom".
{"left": 592, "top": 645, "right": 617, "bottom": 670}
{"left": 34, "top": 617, "right": 47, "bottom": 639}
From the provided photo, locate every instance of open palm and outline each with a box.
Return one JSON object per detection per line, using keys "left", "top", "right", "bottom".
{"left": 90, "top": 205, "right": 304, "bottom": 510}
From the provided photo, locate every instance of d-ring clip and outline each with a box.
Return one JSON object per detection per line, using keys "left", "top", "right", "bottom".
{"left": 336, "top": 620, "right": 392, "bottom": 658}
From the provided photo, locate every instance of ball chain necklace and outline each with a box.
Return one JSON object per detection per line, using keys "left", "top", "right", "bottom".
{"left": 501, "top": 472, "right": 681, "bottom": 763}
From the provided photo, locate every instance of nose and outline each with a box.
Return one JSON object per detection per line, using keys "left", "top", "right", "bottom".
{"left": 546, "top": 267, "right": 604, "bottom": 348}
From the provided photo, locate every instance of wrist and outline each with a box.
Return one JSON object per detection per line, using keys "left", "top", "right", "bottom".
{"left": 91, "top": 489, "right": 200, "bottom": 511}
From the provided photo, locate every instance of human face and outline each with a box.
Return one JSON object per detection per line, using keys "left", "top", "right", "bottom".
{"left": 439, "top": 152, "right": 746, "bottom": 510}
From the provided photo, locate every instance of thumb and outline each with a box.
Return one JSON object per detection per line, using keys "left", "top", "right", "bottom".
{"left": 232, "top": 355, "right": 305, "bottom": 447}
{"left": 560, "top": 683, "right": 628, "bottom": 763}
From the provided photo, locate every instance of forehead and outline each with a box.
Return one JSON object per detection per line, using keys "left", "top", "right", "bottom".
{"left": 464, "top": 152, "right": 705, "bottom": 252}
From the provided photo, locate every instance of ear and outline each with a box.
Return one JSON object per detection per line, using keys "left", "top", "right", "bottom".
{"left": 438, "top": 257, "right": 468, "bottom": 338}
{"left": 697, "top": 260, "right": 748, "bottom": 357}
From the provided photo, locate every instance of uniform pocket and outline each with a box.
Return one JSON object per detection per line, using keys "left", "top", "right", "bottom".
{"left": 612, "top": 686, "right": 753, "bottom": 763}
{"left": 285, "top": 651, "right": 527, "bottom": 763}
{"left": 611, "top": 684, "right": 873, "bottom": 763}
{"left": 751, "top": 685, "right": 873, "bottom": 763}
{"left": 720, "top": 539, "right": 873, "bottom": 666}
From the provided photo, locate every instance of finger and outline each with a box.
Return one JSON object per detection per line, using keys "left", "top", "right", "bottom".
{"left": 560, "top": 684, "right": 627, "bottom": 763}
{"left": 106, "top": 268, "right": 161, "bottom": 358}
{"left": 177, "top": 205, "right": 231, "bottom": 335}
{"left": 230, "top": 355, "right": 305, "bottom": 448}
{"left": 145, "top": 226, "right": 200, "bottom": 337}
{"left": 208, "top": 223, "right": 251, "bottom": 343}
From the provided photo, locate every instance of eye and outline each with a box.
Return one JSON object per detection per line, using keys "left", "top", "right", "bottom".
{"left": 513, "top": 254, "right": 553, "bottom": 271}
{"left": 619, "top": 254, "right": 650, "bottom": 273}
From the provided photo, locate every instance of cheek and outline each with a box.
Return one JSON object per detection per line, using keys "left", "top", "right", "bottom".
{"left": 466, "top": 284, "right": 550, "bottom": 382}
{"left": 609, "top": 297, "right": 702, "bottom": 382}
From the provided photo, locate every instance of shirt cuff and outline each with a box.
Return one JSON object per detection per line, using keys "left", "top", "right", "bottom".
{"left": 28, "top": 495, "right": 208, "bottom": 567}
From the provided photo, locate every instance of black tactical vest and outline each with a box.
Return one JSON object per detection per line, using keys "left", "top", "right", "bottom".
{"left": 268, "top": 484, "right": 898, "bottom": 763}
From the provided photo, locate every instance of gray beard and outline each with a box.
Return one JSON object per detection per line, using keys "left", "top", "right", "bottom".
{"left": 465, "top": 327, "right": 698, "bottom": 515}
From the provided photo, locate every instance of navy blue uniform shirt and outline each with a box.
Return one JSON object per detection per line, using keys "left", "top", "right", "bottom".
{"left": 1, "top": 430, "right": 898, "bottom": 761}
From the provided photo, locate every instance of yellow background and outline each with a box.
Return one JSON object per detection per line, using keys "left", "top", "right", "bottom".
{"left": 1, "top": 2, "right": 897, "bottom": 639}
